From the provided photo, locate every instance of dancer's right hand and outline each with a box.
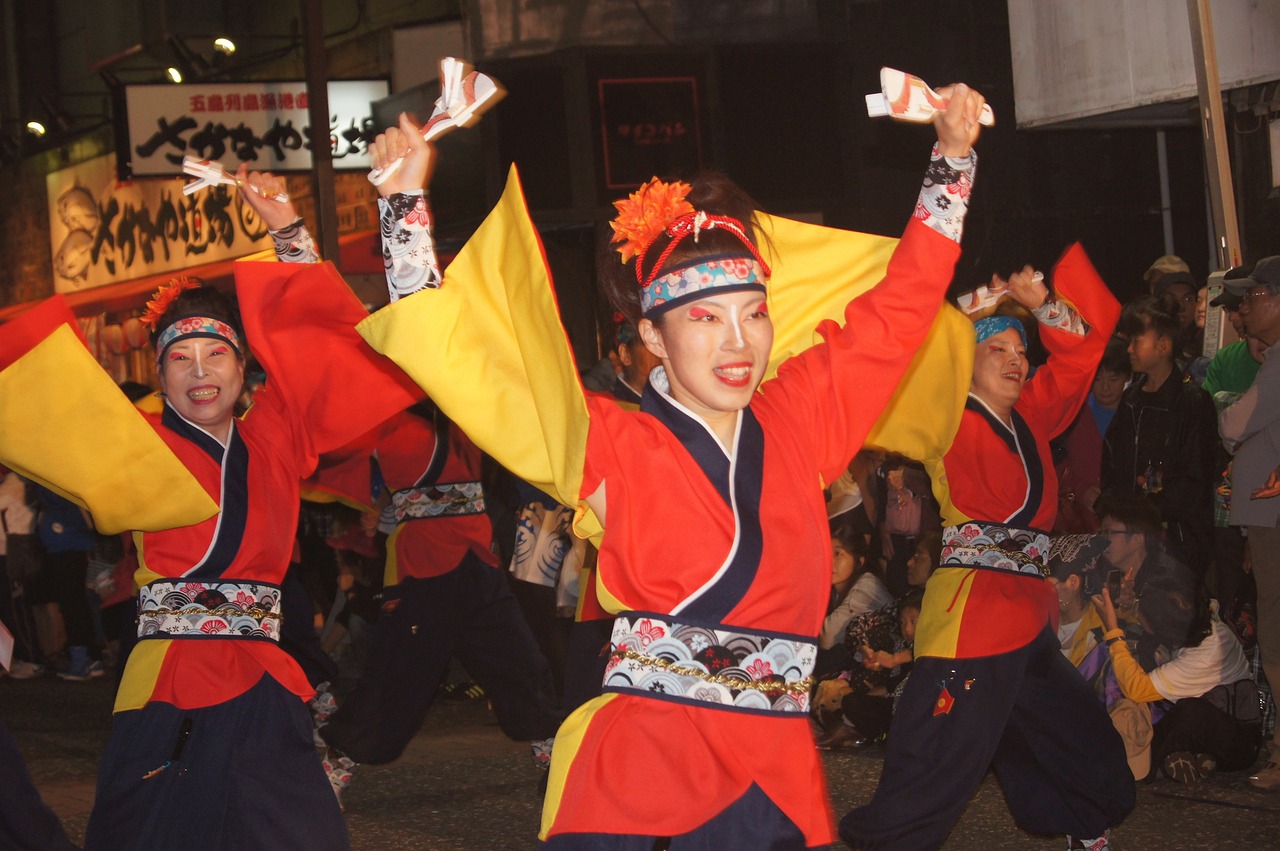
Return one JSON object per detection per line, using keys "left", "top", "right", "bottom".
{"left": 371, "top": 112, "right": 438, "bottom": 197}
{"left": 933, "top": 83, "right": 985, "bottom": 159}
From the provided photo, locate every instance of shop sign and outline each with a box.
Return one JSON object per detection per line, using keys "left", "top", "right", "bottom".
{"left": 48, "top": 153, "right": 271, "bottom": 293}
{"left": 124, "top": 80, "right": 389, "bottom": 176}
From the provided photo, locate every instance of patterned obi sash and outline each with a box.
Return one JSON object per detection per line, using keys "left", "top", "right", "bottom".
{"left": 603, "top": 613, "right": 816, "bottom": 715}
{"left": 941, "top": 521, "right": 1052, "bottom": 577}
{"left": 137, "top": 580, "right": 282, "bottom": 642}
{"left": 390, "top": 481, "right": 486, "bottom": 523}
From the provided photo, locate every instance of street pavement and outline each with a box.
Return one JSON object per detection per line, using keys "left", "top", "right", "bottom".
{"left": 3, "top": 674, "right": 1279, "bottom": 849}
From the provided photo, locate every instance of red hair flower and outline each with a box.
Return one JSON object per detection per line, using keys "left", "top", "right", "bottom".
{"left": 140, "top": 276, "right": 201, "bottom": 329}
{"left": 609, "top": 178, "right": 694, "bottom": 264}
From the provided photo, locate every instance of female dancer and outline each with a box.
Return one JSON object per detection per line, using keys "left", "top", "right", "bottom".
{"left": 360, "top": 85, "right": 984, "bottom": 847}
{"left": 0, "top": 171, "right": 419, "bottom": 848}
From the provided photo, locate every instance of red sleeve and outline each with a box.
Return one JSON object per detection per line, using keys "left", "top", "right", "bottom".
{"left": 1017, "top": 244, "right": 1121, "bottom": 439}
{"left": 0, "top": 296, "right": 84, "bottom": 370}
{"left": 759, "top": 217, "right": 961, "bottom": 484}
{"left": 304, "top": 420, "right": 384, "bottom": 510}
{"left": 234, "top": 261, "right": 424, "bottom": 476}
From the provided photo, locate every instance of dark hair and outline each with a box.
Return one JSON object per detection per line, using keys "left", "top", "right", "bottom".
{"left": 831, "top": 523, "right": 870, "bottom": 561}
{"left": 832, "top": 522, "right": 880, "bottom": 586}
{"left": 1138, "top": 576, "right": 1211, "bottom": 650}
{"left": 1095, "top": 494, "right": 1163, "bottom": 546}
{"left": 898, "top": 589, "right": 925, "bottom": 614}
{"left": 149, "top": 282, "right": 245, "bottom": 358}
{"left": 1098, "top": 336, "right": 1131, "bottom": 376}
{"left": 915, "top": 530, "right": 943, "bottom": 569}
{"left": 598, "top": 172, "right": 766, "bottom": 326}
{"left": 1116, "top": 296, "right": 1180, "bottom": 346}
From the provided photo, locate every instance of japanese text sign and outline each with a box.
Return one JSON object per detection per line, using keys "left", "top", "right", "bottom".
{"left": 125, "top": 80, "right": 389, "bottom": 176}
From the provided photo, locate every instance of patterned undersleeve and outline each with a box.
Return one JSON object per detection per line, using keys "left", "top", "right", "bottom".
{"left": 270, "top": 219, "right": 320, "bottom": 264}
{"left": 1032, "top": 296, "right": 1089, "bottom": 337}
{"left": 914, "top": 145, "right": 977, "bottom": 244}
{"left": 381, "top": 190, "right": 442, "bottom": 300}
{"left": 603, "top": 613, "right": 816, "bottom": 715}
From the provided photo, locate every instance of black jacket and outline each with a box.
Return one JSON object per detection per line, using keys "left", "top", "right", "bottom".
{"left": 1100, "top": 370, "right": 1217, "bottom": 569}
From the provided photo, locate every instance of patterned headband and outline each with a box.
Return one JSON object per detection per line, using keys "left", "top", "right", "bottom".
{"left": 155, "top": 316, "right": 242, "bottom": 360}
{"left": 642, "top": 254, "right": 768, "bottom": 317}
{"left": 973, "top": 315, "right": 1027, "bottom": 347}
{"left": 609, "top": 177, "right": 772, "bottom": 316}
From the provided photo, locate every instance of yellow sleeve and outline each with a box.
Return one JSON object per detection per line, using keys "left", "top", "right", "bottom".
{"left": 1106, "top": 629, "right": 1164, "bottom": 703}
{"left": 0, "top": 300, "right": 218, "bottom": 533}
{"left": 358, "top": 166, "right": 589, "bottom": 511}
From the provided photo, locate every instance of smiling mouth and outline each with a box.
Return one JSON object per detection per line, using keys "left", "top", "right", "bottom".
{"left": 1001, "top": 371, "right": 1023, "bottom": 382}
{"left": 713, "top": 364, "right": 753, "bottom": 386}
{"left": 187, "top": 387, "right": 220, "bottom": 402}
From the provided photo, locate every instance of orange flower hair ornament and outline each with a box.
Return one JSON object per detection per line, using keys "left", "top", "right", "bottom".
{"left": 609, "top": 177, "right": 694, "bottom": 266}
{"left": 140, "top": 276, "right": 201, "bottom": 329}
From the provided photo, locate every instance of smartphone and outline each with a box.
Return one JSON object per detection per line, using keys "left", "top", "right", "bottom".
{"left": 1105, "top": 569, "right": 1124, "bottom": 601}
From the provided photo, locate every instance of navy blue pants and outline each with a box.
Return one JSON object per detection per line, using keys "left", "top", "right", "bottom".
{"left": 321, "top": 553, "right": 563, "bottom": 763}
{"left": 85, "top": 675, "right": 349, "bottom": 850}
{"left": 840, "top": 627, "right": 1135, "bottom": 850}
{"left": 540, "top": 782, "right": 810, "bottom": 850}
{"left": 0, "top": 718, "right": 75, "bottom": 850}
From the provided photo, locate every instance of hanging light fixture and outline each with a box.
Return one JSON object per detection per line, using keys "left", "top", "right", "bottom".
{"left": 26, "top": 120, "right": 46, "bottom": 137}
{"left": 213, "top": 37, "right": 236, "bottom": 56}
{"left": 166, "top": 66, "right": 183, "bottom": 84}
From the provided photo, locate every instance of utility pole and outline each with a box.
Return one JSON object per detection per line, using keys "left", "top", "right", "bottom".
{"left": 302, "top": 0, "right": 342, "bottom": 268}
{"left": 1186, "top": 0, "right": 1241, "bottom": 271}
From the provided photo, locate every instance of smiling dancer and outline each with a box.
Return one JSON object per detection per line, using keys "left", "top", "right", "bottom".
{"left": 0, "top": 173, "right": 420, "bottom": 848}
{"left": 840, "top": 261, "right": 1134, "bottom": 850}
{"left": 357, "top": 84, "right": 985, "bottom": 848}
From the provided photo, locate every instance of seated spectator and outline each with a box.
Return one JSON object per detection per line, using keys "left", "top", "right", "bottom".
{"left": 1056, "top": 337, "right": 1131, "bottom": 533}
{"left": 904, "top": 529, "right": 942, "bottom": 591}
{"left": 1095, "top": 577, "right": 1261, "bottom": 784}
{"left": 1102, "top": 296, "right": 1217, "bottom": 570}
{"left": 1047, "top": 534, "right": 1111, "bottom": 666}
{"left": 1097, "top": 495, "right": 1195, "bottom": 612}
{"left": 816, "top": 591, "right": 923, "bottom": 750}
{"left": 878, "top": 457, "right": 938, "bottom": 596}
{"left": 817, "top": 525, "right": 893, "bottom": 670}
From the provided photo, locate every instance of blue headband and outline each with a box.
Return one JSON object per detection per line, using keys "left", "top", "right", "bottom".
{"left": 973, "top": 316, "right": 1027, "bottom": 347}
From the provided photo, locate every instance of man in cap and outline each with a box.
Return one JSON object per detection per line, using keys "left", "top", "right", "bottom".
{"left": 1218, "top": 255, "right": 1280, "bottom": 791}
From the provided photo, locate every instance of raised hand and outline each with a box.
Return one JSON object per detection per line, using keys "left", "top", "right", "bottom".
{"left": 369, "top": 112, "right": 437, "bottom": 198}
{"left": 933, "top": 83, "right": 986, "bottom": 159}
{"left": 234, "top": 164, "right": 297, "bottom": 232}
{"left": 989, "top": 265, "right": 1048, "bottom": 311}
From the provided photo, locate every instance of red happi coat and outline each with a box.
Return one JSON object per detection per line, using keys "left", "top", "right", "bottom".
{"left": 541, "top": 219, "right": 960, "bottom": 846}
{"left": 308, "top": 407, "right": 497, "bottom": 584}
{"left": 114, "top": 264, "right": 419, "bottom": 712}
{"left": 915, "top": 244, "right": 1120, "bottom": 662}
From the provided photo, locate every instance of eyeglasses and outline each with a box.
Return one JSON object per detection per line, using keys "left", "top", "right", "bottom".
{"left": 1099, "top": 529, "right": 1135, "bottom": 537}
{"left": 1242, "top": 287, "right": 1277, "bottom": 305}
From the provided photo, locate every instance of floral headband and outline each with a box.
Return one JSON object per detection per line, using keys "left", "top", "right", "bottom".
{"left": 141, "top": 277, "right": 242, "bottom": 360}
{"left": 610, "top": 177, "right": 771, "bottom": 316}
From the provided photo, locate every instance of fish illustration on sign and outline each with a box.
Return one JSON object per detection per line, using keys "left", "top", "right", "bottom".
{"left": 57, "top": 183, "right": 101, "bottom": 232}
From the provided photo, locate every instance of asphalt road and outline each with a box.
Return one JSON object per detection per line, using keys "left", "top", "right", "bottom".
{"left": 3, "top": 675, "right": 1278, "bottom": 849}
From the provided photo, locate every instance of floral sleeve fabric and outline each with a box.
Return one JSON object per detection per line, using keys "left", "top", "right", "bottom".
{"left": 270, "top": 219, "right": 320, "bottom": 264}
{"left": 380, "top": 189, "right": 442, "bottom": 300}
{"left": 913, "top": 145, "right": 977, "bottom": 243}
{"left": 1033, "top": 296, "right": 1088, "bottom": 337}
